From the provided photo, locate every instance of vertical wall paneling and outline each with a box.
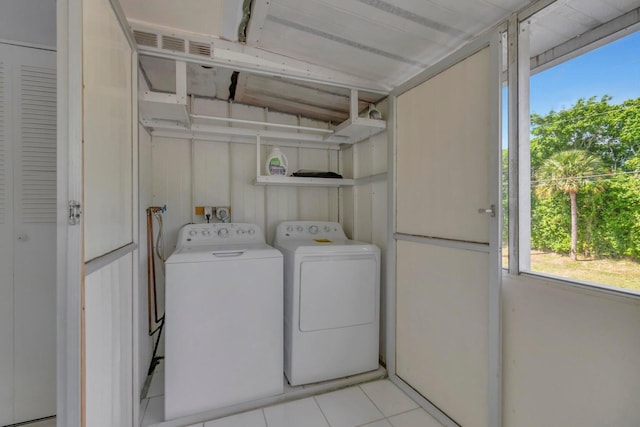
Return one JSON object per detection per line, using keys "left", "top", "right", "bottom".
{"left": 340, "top": 145, "right": 354, "bottom": 238}
{"left": 0, "top": 44, "right": 15, "bottom": 426}
{"left": 230, "top": 142, "right": 265, "bottom": 229}
{"left": 0, "top": 42, "right": 56, "bottom": 425}
{"left": 83, "top": 0, "right": 133, "bottom": 260}
{"left": 193, "top": 140, "right": 230, "bottom": 208}
{"left": 85, "top": 254, "right": 134, "bottom": 427}
{"left": 137, "top": 125, "right": 152, "bottom": 396}
{"left": 151, "top": 137, "right": 192, "bottom": 253}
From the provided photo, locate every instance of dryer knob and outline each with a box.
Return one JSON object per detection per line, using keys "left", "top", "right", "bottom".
{"left": 286, "top": 226, "right": 293, "bottom": 233}
{"left": 189, "top": 230, "right": 197, "bottom": 236}
{"left": 247, "top": 228, "right": 256, "bottom": 235}
{"left": 309, "top": 225, "right": 318, "bottom": 234}
{"left": 218, "top": 228, "right": 229, "bottom": 237}
{"left": 324, "top": 226, "right": 331, "bottom": 232}
{"left": 236, "top": 228, "right": 245, "bottom": 235}
{"left": 296, "top": 226, "right": 304, "bottom": 232}
{"left": 202, "top": 229, "right": 211, "bottom": 236}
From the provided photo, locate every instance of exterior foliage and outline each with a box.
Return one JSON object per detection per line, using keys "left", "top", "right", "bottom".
{"left": 530, "top": 96, "right": 640, "bottom": 260}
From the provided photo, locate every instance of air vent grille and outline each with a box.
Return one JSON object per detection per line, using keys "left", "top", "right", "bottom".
{"left": 20, "top": 65, "right": 56, "bottom": 224}
{"left": 133, "top": 30, "right": 158, "bottom": 48}
{"left": 162, "top": 35, "right": 186, "bottom": 53}
{"left": 189, "top": 41, "right": 211, "bottom": 57}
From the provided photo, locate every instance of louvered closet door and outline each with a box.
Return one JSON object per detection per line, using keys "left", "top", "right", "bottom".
{"left": 12, "top": 45, "right": 57, "bottom": 423}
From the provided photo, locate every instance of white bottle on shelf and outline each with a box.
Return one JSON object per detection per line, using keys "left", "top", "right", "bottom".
{"left": 265, "top": 146, "right": 288, "bottom": 176}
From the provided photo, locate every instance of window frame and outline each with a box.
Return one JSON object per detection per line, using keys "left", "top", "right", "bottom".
{"left": 506, "top": 3, "right": 640, "bottom": 299}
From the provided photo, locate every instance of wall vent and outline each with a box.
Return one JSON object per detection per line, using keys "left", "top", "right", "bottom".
{"left": 162, "top": 35, "right": 186, "bottom": 53}
{"left": 133, "top": 30, "right": 158, "bottom": 48}
{"left": 20, "top": 65, "right": 57, "bottom": 224}
{"left": 189, "top": 41, "right": 211, "bottom": 57}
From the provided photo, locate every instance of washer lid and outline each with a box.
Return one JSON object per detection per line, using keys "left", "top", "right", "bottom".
{"left": 275, "top": 238, "right": 379, "bottom": 255}
{"left": 166, "top": 243, "right": 282, "bottom": 264}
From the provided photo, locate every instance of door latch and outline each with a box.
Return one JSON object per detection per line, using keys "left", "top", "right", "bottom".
{"left": 478, "top": 205, "right": 496, "bottom": 217}
{"left": 68, "top": 200, "right": 82, "bottom": 225}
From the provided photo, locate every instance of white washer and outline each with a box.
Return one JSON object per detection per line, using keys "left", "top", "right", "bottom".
{"left": 274, "top": 221, "right": 380, "bottom": 386}
{"left": 164, "top": 223, "right": 283, "bottom": 420}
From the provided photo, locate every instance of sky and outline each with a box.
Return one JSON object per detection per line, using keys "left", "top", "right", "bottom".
{"left": 530, "top": 30, "right": 640, "bottom": 115}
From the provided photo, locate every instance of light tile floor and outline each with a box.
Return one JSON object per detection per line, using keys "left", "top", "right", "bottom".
{"left": 141, "top": 378, "right": 443, "bottom": 427}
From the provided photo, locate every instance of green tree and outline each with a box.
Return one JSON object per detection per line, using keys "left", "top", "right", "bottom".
{"left": 535, "top": 150, "right": 604, "bottom": 260}
{"left": 530, "top": 96, "right": 640, "bottom": 171}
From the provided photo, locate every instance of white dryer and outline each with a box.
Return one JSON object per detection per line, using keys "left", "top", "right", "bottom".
{"left": 274, "top": 221, "right": 380, "bottom": 386}
{"left": 164, "top": 223, "right": 283, "bottom": 420}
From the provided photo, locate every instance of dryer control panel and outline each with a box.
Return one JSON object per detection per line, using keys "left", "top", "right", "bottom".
{"left": 176, "top": 223, "right": 265, "bottom": 248}
{"left": 274, "top": 221, "right": 347, "bottom": 242}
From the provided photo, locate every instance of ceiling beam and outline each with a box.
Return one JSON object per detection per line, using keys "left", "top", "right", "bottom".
{"left": 530, "top": 6, "right": 640, "bottom": 75}
{"left": 129, "top": 19, "right": 391, "bottom": 94}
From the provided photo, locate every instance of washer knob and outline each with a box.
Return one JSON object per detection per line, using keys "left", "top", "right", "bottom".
{"left": 218, "top": 228, "right": 229, "bottom": 237}
{"left": 236, "top": 228, "right": 245, "bottom": 235}
{"left": 296, "top": 226, "right": 304, "bottom": 232}
{"left": 286, "top": 226, "right": 293, "bottom": 232}
{"left": 309, "top": 225, "right": 318, "bottom": 234}
{"left": 324, "top": 226, "right": 331, "bottom": 232}
{"left": 189, "top": 230, "right": 197, "bottom": 236}
{"left": 202, "top": 229, "right": 211, "bottom": 236}
{"left": 247, "top": 228, "right": 256, "bottom": 235}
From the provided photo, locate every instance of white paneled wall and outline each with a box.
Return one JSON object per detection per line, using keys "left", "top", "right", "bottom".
{"left": 85, "top": 254, "right": 134, "bottom": 427}
{"left": 150, "top": 98, "right": 342, "bottom": 250}
{"left": 138, "top": 125, "right": 152, "bottom": 395}
{"left": 343, "top": 99, "right": 389, "bottom": 362}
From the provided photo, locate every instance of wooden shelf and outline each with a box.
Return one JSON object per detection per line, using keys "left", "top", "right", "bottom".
{"left": 254, "top": 175, "right": 354, "bottom": 187}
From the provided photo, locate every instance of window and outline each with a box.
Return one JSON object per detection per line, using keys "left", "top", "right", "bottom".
{"left": 514, "top": 4, "right": 640, "bottom": 294}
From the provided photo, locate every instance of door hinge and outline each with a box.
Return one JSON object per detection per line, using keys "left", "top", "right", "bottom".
{"left": 68, "top": 200, "right": 82, "bottom": 225}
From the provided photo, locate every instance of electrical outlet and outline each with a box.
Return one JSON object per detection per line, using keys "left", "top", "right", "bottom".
{"left": 203, "top": 206, "right": 213, "bottom": 222}
{"left": 216, "top": 206, "right": 230, "bottom": 222}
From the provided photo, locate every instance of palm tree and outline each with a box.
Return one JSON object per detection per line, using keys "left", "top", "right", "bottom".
{"left": 535, "top": 150, "right": 603, "bottom": 260}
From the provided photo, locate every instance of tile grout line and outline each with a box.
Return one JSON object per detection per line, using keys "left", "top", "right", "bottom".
{"left": 260, "top": 407, "right": 268, "bottom": 427}
{"left": 312, "top": 395, "right": 333, "bottom": 427}
{"left": 357, "top": 383, "right": 388, "bottom": 424}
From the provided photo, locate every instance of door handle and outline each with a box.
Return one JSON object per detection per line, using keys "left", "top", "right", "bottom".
{"left": 17, "top": 233, "right": 29, "bottom": 242}
{"left": 478, "top": 205, "right": 496, "bottom": 217}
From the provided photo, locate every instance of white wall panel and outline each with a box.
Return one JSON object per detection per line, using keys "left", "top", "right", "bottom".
{"left": 85, "top": 253, "right": 134, "bottom": 427}
{"left": 503, "top": 275, "right": 640, "bottom": 427}
{"left": 137, "top": 125, "right": 152, "bottom": 396}
{"left": 397, "top": 48, "right": 491, "bottom": 244}
{"left": 193, "top": 140, "right": 230, "bottom": 208}
{"left": 229, "top": 142, "right": 265, "bottom": 229}
{"left": 0, "top": 0, "right": 56, "bottom": 48}
{"left": 396, "top": 241, "right": 489, "bottom": 427}
{"left": 151, "top": 137, "right": 192, "bottom": 253}
{"left": 83, "top": 0, "right": 133, "bottom": 260}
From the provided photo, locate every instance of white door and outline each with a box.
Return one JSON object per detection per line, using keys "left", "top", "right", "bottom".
{"left": 57, "top": 0, "right": 137, "bottom": 425}
{"left": 0, "top": 42, "right": 56, "bottom": 426}
{"left": 394, "top": 39, "right": 501, "bottom": 427}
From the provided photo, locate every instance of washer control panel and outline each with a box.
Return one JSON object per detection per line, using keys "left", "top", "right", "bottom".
{"left": 176, "top": 223, "right": 264, "bottom": 248}
{"left": 275, "top": 221, "right": 347, "bottom": 242}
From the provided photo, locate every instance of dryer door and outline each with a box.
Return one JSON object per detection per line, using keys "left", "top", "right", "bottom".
{"left": 299, "top": 255, "right": 377, "bottom": 332}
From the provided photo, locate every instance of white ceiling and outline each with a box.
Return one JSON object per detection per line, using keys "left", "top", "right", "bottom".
{"left": 126, "top": 0, "right": 640, "bottom": 122}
